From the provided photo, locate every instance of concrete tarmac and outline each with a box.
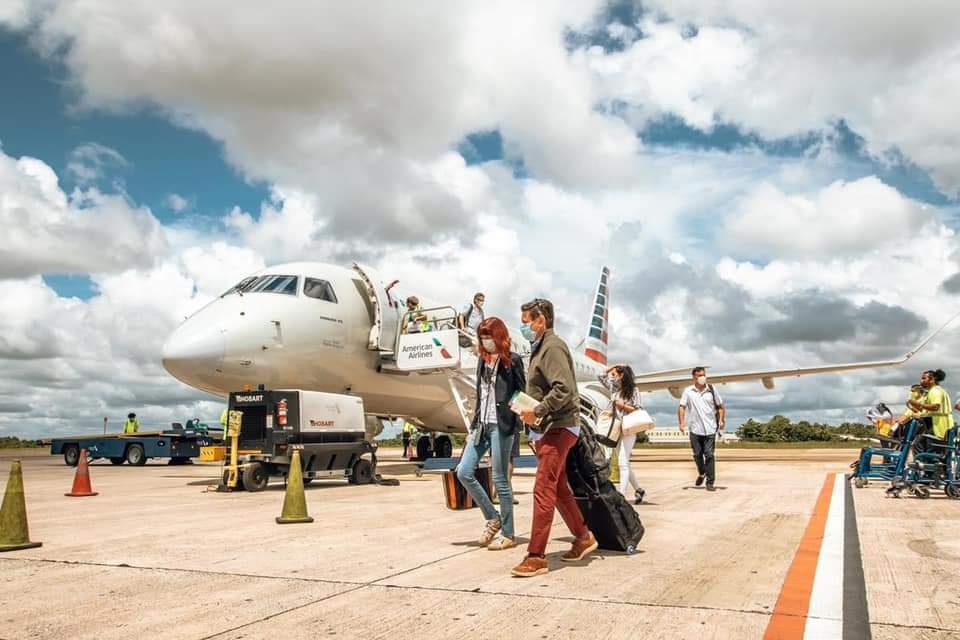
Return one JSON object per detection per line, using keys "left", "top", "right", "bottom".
{"left": 0, "top": 448, "right": 958, "bottom": 639}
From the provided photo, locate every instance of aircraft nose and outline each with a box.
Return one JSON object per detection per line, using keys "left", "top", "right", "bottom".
{"left": 161, "top": 324, "right": 225, "bottom": 383}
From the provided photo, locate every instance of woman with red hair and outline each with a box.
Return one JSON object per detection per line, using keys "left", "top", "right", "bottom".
{"left": 456, "top": 316, "right": 526, "bottom": 551}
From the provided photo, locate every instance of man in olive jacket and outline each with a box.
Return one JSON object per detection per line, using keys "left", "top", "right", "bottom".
{"left": 511, "top": 298, "right": 597, "bottom": 578}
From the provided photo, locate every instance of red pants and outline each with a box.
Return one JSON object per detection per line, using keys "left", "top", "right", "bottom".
{"left": 528, "top": 428, "right": 588, "bottom": 556}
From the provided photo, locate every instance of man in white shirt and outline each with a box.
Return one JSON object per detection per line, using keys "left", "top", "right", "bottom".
{"left": 678, "top": 367, "right": 725, "bottom": 491}
{"left": 458, "top": 292, "right": 485, "bottom": 334}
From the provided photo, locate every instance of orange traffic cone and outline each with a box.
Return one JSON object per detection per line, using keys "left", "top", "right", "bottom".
{"left": 65, "top": 449, "right": 98, "bottom": 497}
{"left": 0, "top": 460, "right": 42, "bottom": 552}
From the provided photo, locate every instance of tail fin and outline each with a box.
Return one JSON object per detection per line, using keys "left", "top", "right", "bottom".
{"left": 582, "top": 266, "right": 610, "bottom": 365}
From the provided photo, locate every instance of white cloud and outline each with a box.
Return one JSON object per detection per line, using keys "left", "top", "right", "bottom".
{"left": 0, "top": 0, "right": 31, "bottom": 28}
{"left": 0, "top": 149, "right": 168, "bottom": 278}
{"left": 17, "top": 0, "right": 648, "bottom": 243}
{"left": 606, "top": 3, "right": 960, "bottom": 193}
{"left": 722, "top": 176, "right": 932, "bottom": 258}
{"left": 165, "top": 192, "right": 190, "bottom": 212}
{"left": 65, "top": 142, "right": 128, "bottom": 184}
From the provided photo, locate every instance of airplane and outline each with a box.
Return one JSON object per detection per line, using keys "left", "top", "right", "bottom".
{"left": 161, "top": 262, "right": 953, "bottom": 458}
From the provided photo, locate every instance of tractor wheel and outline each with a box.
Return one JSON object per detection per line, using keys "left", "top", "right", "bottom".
{"left": 350, "top": 458, "right": 374, "bottom": 485}
{"left": 63, "top": 445, "right": 80, "bottom": 467}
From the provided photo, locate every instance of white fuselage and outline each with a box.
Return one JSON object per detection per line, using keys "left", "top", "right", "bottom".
{"left": 162, "top": 262, "right": 606, "bottom": 432}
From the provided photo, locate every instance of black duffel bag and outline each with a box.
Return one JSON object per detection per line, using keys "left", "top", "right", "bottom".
{"left": 566, "top": 425, "right": 644, "bottom": 553}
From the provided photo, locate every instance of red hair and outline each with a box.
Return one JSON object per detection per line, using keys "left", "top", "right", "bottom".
{"left": 477, "top": 317, "right": 512, "bottom": 368}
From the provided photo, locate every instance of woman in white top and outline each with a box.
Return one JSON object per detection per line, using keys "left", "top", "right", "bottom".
{"left": 603, "top": 365, "right": 648, "bottom": 504}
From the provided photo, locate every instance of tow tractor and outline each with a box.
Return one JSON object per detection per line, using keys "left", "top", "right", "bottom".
{"left": 50, "top": 427, "right": 216, "bottom": 466}
{"left": 215, "top": 389, "right": 382, "bottom": 491}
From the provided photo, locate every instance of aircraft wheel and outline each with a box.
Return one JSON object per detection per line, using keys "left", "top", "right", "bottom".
{"left": 416, "top": 436, "right": 431, "bottom": 460}
{"left": 242, "top": 462, "right": 269, "bottom": 492}
{"left": 435, "top": 435, "right": 453, "bottom": 458}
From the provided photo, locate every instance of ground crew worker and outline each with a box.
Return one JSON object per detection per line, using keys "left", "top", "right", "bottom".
{"left": 401, "top": 421, "right": 415, "bottom": 458}
{"left": 401, "top": 296, "right": 431, "bottom": 333}
{"left": 124, "top": 412, "right": 140, "bottom": 434}
{"left": 220, "top": 408, "right": 228, "bottom": 428}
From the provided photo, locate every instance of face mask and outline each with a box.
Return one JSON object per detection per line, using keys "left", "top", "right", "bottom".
{"left": 520, "top": 323, "right": 536, "bottom": 342}
{"left": 481, "top": 338, "right": 496, "bottom": 353}
{"left": 696, "top": 375, "right": 707, "bottom": 385}
{"left": 476, "top": 300, "right": 484, "bottom": 308}
{"left": 610, "top": 377, "right": 622, "bottom": 390}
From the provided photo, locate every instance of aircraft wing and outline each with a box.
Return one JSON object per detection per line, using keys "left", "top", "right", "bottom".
{"left": 634, "top": 312, "right": 959, "bottom": 397}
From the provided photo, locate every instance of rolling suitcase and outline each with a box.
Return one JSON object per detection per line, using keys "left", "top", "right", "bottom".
{"left": 442, "top": 465, "right": 492, "bottom": 510}
{"left": 566, "top": 427, "right": 644, "bottom": 553}
{"left": 577, "top": 481, "right": 644, "bottom": 553}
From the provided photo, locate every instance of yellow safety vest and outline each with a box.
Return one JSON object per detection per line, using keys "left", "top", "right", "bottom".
{"left": 220, "top": 409, "right": 228, "bottom": 426}
{"left": 124, "top": 418, "right": 139, "bottom": 434}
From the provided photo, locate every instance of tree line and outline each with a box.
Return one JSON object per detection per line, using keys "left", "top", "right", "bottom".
{"left": 0, "top": 436, "right": 45, "bottom": 449}
{"left": 736, "top": 415, "right": 874, "bottom": 442}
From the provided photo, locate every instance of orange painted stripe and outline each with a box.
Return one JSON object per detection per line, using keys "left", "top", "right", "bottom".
{"left": 763, "top": 473, "right": 836, "bottom": 640}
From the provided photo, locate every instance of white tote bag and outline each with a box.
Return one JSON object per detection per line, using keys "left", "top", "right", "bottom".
{"left": 595, "top": 411, "right": 622, "bottom": 445}
{"left": 622, "top": 408, "right": 655, "bottom": 435}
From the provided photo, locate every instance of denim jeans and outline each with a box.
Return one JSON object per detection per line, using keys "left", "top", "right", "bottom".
{"left": 456, "top": 425, "right": 516, "bottom": 539}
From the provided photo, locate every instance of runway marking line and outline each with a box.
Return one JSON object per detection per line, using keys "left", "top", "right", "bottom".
{"left": 763, "top": 473, "right": 836, "bottom": 640}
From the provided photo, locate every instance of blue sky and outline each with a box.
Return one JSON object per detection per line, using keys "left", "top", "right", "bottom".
{"left": 0, "top": 31, "right": 269, "bottom": 236}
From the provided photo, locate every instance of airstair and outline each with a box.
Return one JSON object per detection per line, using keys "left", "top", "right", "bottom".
{"left": 351, "top": 263, "right": 478, "bottom": 431}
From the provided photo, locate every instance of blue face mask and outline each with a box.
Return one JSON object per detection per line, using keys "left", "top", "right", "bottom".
{"left": 520, "top": 323, "right": 537, "bottom": 342}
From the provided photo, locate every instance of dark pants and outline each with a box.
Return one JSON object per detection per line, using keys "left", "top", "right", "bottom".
{"left": 401, "top": 435, "right": 410, "bottom": 457}
{"left": 690, "top": 433, "right": 716, "bottom": 483}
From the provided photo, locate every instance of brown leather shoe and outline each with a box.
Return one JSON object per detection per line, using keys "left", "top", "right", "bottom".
{"left": 511, "top": 554, "right": 548, "bottom": 577}
{"left": 561, "top": 532, "right": 598, "bottom": 562}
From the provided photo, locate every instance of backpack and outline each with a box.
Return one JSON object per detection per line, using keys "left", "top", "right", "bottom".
{"left": 458, "top": 304, "right": 479, "bottom": 348}
{"left": 566, "top": 423, "right": 611, "bottom": 491}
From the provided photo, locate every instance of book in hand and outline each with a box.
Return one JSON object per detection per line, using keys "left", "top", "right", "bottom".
{"left": 508, "top": 391, "right": 539, "bottom": 415}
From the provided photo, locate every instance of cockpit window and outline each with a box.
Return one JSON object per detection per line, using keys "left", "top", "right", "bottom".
{"left": 221, "top": 276, "right": 258, "bottom": 297}
{"left": 303, "top": 278, "right": 338, "bottom": 303}
{"left": 248, "top": 275, "right": 299, "bottom": 295}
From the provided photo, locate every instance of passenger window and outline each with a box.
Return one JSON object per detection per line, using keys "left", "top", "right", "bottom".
{"left": 304, "top": 278, "right": 338, "bottom": 303}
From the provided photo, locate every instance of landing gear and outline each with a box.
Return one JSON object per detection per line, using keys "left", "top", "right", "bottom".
{"left": 416, "top": 435, "right": 431, "bottom": 460}
{"left": 434, "top": 435, "right": 453, "bottom": 458}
